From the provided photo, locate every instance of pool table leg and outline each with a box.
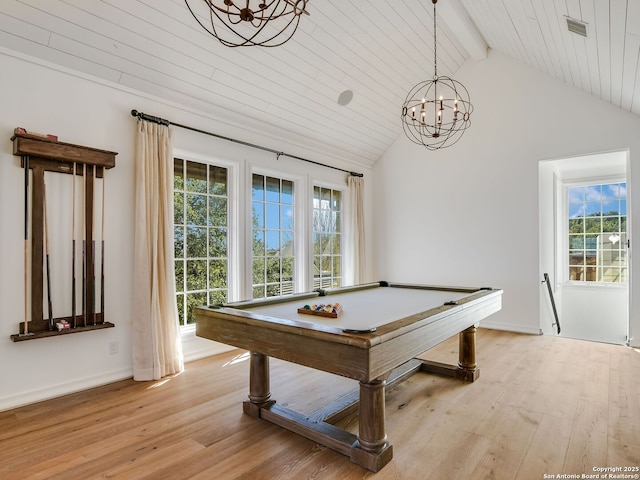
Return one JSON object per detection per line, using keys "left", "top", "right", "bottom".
{"left": 350, "top": 376, "right": 393, "bottom": 472}
{"left": 457, "top": 325, "right": 479, "bottom": 382}
{"left": 243, "top": 351, "right": 275, "bottom": 417}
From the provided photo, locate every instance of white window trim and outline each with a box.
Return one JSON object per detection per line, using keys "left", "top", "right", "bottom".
{"left": 173, "top": 149, "right": 240, "bottom": 329}
{"left": 559, "top": 174, "right": 627, "bottom": 288}
{"left": 311, "top": 179, "right": 348, "bottom": 290}
{"left": 173, "top": 151, "right": 353, "bottom": 329}
{"left": 247, "top": 164, "right": 307, "bottom": 297}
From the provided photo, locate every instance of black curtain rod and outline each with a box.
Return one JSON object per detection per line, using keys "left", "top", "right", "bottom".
{"left": 130, "top": 109, "right": 363, "bottom": 177}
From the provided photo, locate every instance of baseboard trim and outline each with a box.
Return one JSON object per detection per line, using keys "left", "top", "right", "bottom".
{"left": 183, "top": 343, "right": 236, "bottom": 363}
{"left": 0, "top": 367, "right": 132, "bottom": 412}
{"left": 479, "top": 320, "right": 542, "bottom": 336}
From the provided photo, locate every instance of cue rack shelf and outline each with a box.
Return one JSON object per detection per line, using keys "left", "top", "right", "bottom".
{"left": 10, "top": 131, "right": 118, "bottom": 342}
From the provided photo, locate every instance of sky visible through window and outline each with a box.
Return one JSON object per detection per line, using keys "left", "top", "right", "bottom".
{"left": 568, "top": 183, "right": 626, "bottom": 218}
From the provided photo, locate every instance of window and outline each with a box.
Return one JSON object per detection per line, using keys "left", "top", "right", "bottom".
{"left": 174, "top": 157, "right": 349, "bottom": 318}
{"left": 174, "top": 158, "right": 229, "bottom": 325}
{"left": 568, "top": 182, "right": 627, "bottom": 283}
{"left": 313, "top": 186, "right": 342, "bottom": 289}
{"left": 252, "top": 174, "right": 295, "bottom": 299}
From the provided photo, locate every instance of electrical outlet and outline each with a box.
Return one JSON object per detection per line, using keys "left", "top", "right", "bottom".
{"left": 109, "top": 340, "right": 119, "bottom": 355}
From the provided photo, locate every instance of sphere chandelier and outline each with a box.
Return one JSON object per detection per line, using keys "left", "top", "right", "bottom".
{"left": 401, "top": 0, "right": 473, "bottom": 150}
{"left": 184, "top": 0, "right": 310, "bottom": 48}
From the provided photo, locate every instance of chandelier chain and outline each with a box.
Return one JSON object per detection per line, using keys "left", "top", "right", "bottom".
{"left": 433, "top": 0, "right": 437, "bottom": 78}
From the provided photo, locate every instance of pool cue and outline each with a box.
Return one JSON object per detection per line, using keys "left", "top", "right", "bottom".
{"left": 43, "top": 177, "right": 54, "bottom": 331}
{"left": 71, "top": 162, "right": 77, "bottom": 328}
{"left": 100, "top": 167, "right": 105, "bottom": 324}
{"left": 91, "top": 166, "right": 96, "bottom": 326}
{"left": 22, "top": 156, "right": 33, "bottom": 336}
{"left": 82, "top": 163, "right": 87, "bottom": 327}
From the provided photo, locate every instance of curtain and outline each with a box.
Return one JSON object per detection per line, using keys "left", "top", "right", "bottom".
{"left": 132, "top": 119, "right": 184, "bottom": 381}
{"left": 347, "top": 175, "right": 366, "bottom": 284}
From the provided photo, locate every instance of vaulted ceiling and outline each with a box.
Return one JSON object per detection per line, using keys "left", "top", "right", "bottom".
{"left": 0, "top": 0, "right": 638, "bottom": 167}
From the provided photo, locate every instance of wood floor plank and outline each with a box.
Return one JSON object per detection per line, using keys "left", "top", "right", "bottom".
{"left": 516, "top": 413, "right": 573, "bottom": 477}
{"left": 87, "top": 438, "right": 205, "bottom": 480}
{"left": 139, "top": 420, "right": 285, "bottom": 480}
{"left": 411, "top": 426, "right": 493, "bottom": 480}
{"left": 562, "top": 395, "right": 609, "bottom": 473}
{"left": 188, "top": 427, "right": 312, "bottom": 480}
{"left": 607, "top": 346, "right": 640, "bottom": 467}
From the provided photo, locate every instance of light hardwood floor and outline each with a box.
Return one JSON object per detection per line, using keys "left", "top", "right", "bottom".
{"left": 1, "top": 329, "right": 639, "bottom": 480}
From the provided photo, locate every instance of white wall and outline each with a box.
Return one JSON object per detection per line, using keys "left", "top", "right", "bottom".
{"left": 0, "top": 49, "right": 374, "bottom": 411}
{"left": 374, "top": 50, "right": 640, "bottom": 345}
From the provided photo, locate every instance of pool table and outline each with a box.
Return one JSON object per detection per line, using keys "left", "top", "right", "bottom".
{"left": 195, "top": 281, "right": 502, "bottom": 471}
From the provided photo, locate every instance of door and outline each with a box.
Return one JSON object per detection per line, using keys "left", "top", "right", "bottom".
{"left": 539, "top": 151, "right": 629, "bottom": 345}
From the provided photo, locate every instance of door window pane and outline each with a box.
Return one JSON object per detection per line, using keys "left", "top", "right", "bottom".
{"left": 174, "top": 158, "right": 229, "bottom": 325}
{"left": 252, "top": 174, "right": 295, "bottom": 299}
{"left": 567, "top": 182, "right": 627, "bottom": 284}
{"left": 313, "top": 186, "right": 343, "bottom": 289}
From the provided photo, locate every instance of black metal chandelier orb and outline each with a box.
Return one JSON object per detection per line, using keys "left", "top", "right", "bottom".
{"left": 401, "top": 0, "right": 473, "bottom": 150}
{"left": 184, "top": 0, "right": 309, "bottom": 47}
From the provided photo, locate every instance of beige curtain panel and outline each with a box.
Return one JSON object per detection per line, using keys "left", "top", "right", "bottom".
{"left": 132, "top": 119, "right": 184, "bottom": 381}
{"left": 348, "top": 175, "right": 366, "bottom": 284}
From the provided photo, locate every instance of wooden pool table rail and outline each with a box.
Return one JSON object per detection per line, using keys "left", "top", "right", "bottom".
{"left": 195, "top": 283, "right": 501, "bottom": 383}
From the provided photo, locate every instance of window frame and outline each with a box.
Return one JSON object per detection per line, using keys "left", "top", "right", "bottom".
{"left": 173, "top": 153, "right": 351, "bottom": 331}
{"left": 561, "top": 176, "right": 627, "bottom": 287}
{"left": 249, "top": 170, "right": 298, "bottom": 299}
{"left": 173, "top": 150, "right": 240, "bottom": 331}
{"left": 312, "top": 183, "right": 345, "bottom": 290}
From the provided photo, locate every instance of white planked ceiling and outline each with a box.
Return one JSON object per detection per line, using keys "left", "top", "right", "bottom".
{"left": 0, "top": 0, "right": 638, "bottom": 167}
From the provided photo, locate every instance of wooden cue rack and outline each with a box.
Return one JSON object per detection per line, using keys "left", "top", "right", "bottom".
{"left": 10, "top": 132, "right": 118, "bottom": 342}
